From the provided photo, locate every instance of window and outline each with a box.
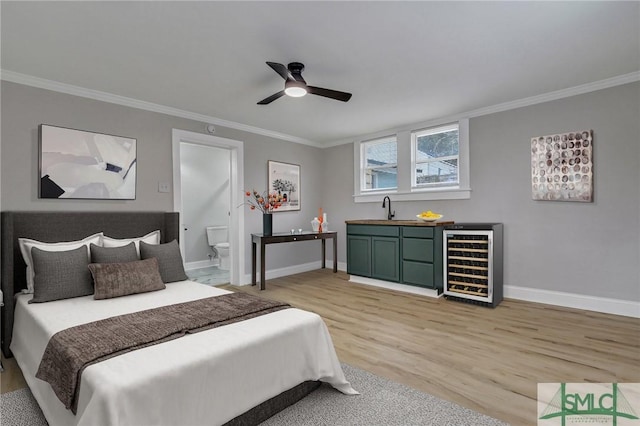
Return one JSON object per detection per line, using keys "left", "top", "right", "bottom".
{"left": 353, "top": 118, "right": 469, "bottom": 202}
{"left": 361, "top": 136, "right": 397, "bottom": 191}
{"left": 412, "top": 123, "right": 459, "bottom": 189}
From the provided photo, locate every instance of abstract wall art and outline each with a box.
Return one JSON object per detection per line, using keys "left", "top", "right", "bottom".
{"left": 531, "top": 130, "right": 593, "bottom": 202}
{"left": 39, "top": 124, "right": 137, "bottom": 200}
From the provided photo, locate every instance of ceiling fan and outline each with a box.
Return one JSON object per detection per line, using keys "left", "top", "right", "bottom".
{"left": 257, "top": 62, "right": 352, "bottom": 105}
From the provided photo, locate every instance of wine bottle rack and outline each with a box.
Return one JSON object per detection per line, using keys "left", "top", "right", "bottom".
{"left": 443, "top": 224, "right": 503, "bottom": 307}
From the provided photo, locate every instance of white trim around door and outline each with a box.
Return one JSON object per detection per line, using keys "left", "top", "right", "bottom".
{"left": 172, "top": 129, "right": 245, "bottom": 286}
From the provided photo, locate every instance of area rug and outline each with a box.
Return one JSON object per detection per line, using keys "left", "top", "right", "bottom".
{"left": 0, "top": 364, "right": 506, "bottom": 425}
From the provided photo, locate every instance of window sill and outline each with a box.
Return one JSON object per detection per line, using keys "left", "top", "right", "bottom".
{"left": 353, "top": 187, "right": 471, "bottom": 203}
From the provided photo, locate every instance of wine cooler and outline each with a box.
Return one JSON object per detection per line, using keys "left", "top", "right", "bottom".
{"left": 443, "top": 223, "right": 503, "bottom": 307}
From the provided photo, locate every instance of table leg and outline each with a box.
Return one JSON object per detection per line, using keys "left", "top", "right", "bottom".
{"left": 260, "top": 241, "right": 266, "bottom": 290}
{"left": 252, "top": 241, "right": 257, "bottom": 286}
{"left": 333, "top": 235, "right": 338, "bottom": 273}
{"left": 322, "top": 239, "right": 326, "bottom": 269}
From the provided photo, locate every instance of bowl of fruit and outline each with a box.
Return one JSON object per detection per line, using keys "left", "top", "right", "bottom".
{"left": 416, "top": 210, "right": 443, "bottom": 222}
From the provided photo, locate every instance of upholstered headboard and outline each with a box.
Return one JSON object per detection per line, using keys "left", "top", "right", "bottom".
{"left": 1, "top": 211, "right": 180, "bottom": 357}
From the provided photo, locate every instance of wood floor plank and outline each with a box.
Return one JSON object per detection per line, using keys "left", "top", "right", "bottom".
{"left": 223, "top": 270, "right": 640, "bottom": 425}
{"left": 0, "top": 354, "right": 28, "bottom": 393}
{"left": 2, "top": 269, "right": 637, "bottom": 425}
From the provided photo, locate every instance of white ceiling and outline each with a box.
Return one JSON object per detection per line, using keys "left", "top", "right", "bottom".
{"left": 2, "top": 1, "right": 639, "bottom": 146}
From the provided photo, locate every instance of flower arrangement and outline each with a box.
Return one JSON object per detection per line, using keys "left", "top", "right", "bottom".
{"left": 243, "top": 189, "right": 283, "bottom": 213}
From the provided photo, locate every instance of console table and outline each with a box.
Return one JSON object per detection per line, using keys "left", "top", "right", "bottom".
{"left": 251, "top": 231, "right": 338, "bottom": 290}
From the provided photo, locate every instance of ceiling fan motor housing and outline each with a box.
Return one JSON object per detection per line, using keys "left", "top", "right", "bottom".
{"left": 287, "top": 62, "right": 305, "bottom": 77}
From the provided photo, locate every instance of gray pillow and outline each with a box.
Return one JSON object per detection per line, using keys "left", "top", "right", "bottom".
{"left": 139, "top": 240, "right": 188, "bottom": 283}
{"left": 90, "top": 242, "right": 138, "bottom": 264}
{"left": 30, "top": 245, "right": 93, "bottom": 303}
{"left": 88, "top": 258, "right": 166, "bottom": 300}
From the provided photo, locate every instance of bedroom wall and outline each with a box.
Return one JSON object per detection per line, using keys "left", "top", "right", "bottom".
{"left": 3, "top": 80, "right": 638, "bottom": 302}
{"left": 0, "top": 81, "right": 324, "bottom": 281}
{"left": 323, "top": 82, "right": 640, "bottom": 303}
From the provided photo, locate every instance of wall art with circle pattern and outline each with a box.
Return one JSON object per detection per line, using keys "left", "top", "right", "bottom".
{"left": 531, "top": 130, "right": 593, "bottom": 202}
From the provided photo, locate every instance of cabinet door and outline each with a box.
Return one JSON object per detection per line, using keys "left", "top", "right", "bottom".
{"left": 402, "top": 238, "right": 433, "bottom": 262}
{"left": 372, "top": 237, "right": 400, "bottom": 282}
{"left": 402, "top": 260, "right": 434, "bottom": 288}
{"left": 347, "top": 235, "right": 371, "bottom": 277}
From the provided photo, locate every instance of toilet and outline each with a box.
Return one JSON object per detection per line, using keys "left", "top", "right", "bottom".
{"left": 206, "top": 226, "right": 230, "bottom": 270}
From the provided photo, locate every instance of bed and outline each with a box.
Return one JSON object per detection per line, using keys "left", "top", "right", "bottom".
{"left": 1, "top": 211, "right": 356, "bottom": 425}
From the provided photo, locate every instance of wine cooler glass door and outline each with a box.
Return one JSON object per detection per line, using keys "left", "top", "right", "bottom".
{"left": 443, "top": 230, "right": 493, "bottom": 303}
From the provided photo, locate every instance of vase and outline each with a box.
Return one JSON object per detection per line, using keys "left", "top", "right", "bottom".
{"left": 263, "top": 213, "right": 273, "bottom": 236}
{"left": 311, "top": 217, "right": 320, "bottom": 232}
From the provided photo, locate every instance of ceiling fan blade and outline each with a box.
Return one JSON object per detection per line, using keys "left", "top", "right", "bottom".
{"left": 307, "top": 86, "right": 352, "bottom": 102}
{"left": 266, "top": 62, "right": 294, "bottom": 81}
{"left": 257, "top": 90, "right": 285, "bottom": 105}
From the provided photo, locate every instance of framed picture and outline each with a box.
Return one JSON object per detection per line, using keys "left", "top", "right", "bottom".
{"left": 268, "top": 160, "right": 300, "bottom": 212}
{"left": 39, "top": 124, "right": 137, "bottom": 200}
{"left": 531, "top": 130, "right": 593, "bottom": 202}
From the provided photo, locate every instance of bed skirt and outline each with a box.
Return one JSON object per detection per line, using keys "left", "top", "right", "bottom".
{"left": 224, "top": 380, "right": 321, "bottom": 425}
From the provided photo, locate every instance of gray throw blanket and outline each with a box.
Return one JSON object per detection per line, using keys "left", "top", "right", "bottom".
{"left": 36, "top": 292, "right": 290, "bottom": 414}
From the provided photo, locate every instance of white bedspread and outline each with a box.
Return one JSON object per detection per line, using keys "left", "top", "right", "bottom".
{"left": 11, "top": 281, "right": 357, "bottom": 426}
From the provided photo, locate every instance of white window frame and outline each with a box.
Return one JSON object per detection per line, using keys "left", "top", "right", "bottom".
{"left": 360, "top": 136, "right": 398, "bottom": 193}
{"left": 353, "top": 118, "right": 470, "bottom": 203}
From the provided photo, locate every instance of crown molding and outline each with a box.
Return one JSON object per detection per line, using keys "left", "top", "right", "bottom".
{"left": 322, "top": 70, "right": 640, "bottom": 148}
{"left": 0, "top": 69, "right": 320, "bottom": 147}
{"left": 464, "top": 71, "right": 640, "bottom": 119}
{"left": 3, "top": 69, "right": 637, "bottom": 150}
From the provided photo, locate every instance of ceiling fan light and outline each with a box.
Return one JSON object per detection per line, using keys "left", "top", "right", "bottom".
{"left": 284, "top": 81, "right": 307, "bottom": 97}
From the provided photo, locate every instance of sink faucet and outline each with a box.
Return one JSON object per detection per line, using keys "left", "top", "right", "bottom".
{"left": 382, "top": 196, "right": 395, "bottom": 220}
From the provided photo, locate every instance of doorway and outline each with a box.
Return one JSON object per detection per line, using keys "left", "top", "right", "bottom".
{"left": 172, "top": 129, "right": 244, "bottom": 285}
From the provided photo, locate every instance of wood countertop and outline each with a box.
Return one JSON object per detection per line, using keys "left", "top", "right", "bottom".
{"left": 345, "top": 219, "right": 454, "bottom": 227}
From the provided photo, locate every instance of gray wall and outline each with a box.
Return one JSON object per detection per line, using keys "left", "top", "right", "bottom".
{"left": 180, "top": 143, "right": 230, "bottom": 265}
{"left": 0, "top": 81, "right": 324, "bottom": 278}
{"left": 3, "top": 80, "right": 638, "bottom": 300}
{"left": 323, "top": 82, "right": 640, "bottom": 302}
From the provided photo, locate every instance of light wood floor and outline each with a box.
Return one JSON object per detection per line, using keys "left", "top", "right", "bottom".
{"left": 223, "top": 270, "right": 640, "bottom": 425}
{"left": 1, "top": 354, "right": 28, "bottom": 393}
{"left": 2, "top": 270, "right": 638, "bottom": 425}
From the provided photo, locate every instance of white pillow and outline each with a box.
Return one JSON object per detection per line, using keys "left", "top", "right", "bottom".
{"left": 19, "top": 232, "right": 104, "bottom": 294}
{"left": 102, "top": 230, "right": 161, "bottom": 256}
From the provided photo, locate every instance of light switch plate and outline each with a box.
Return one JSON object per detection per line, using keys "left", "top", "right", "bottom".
{"left": 158, "top": 182, "right": 170, "bottom": 193}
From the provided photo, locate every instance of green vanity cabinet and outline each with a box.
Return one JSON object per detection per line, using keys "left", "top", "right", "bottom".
{"left": 400, "top": 226, "right": 444, "bottom": 291}
{"left": 347, "top": 225, "right": 400, "bottom": 282}
{"left": 346, "top": 222, "right": 446, "bottom": 293}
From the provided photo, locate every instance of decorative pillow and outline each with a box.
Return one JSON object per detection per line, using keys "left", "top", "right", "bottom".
{"left": 19, "top": 232, "right": 103, "bottom": 294}
{"left": 88, "top": 258, "right": 166, "bottom": 300}
{"left": 139, "top": 240, "right": 188, "bottom": 283}
{"left": 102, "top": 230, "right": 161, "bottom": 256}
{"left": 29, "top": 246, "right": 93, "bottom": 304}
{"left": 90, "top": 242, "right": 138, "bottom": 264}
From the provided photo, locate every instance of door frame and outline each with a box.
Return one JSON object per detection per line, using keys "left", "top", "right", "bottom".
{"left": 172, "top": 129, "right": 245, "bottom": 285}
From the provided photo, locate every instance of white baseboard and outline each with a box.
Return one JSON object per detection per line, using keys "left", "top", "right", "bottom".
{"left": 238, "top": 259, "right": 346, "bottom": 286}
{"left": 348, "top": 276, "right": 442, "bottom": 298}
{"left": 238, "top": 259, "right": 639, "bottom": 318}
{"left": 504, "top": 285, "right": 640, "bottom": 318}
{"left": 239, "top": 260, "right": 323, "bottom": 286}
{"left": 185, "top": 259, "right": 217, "bottom": 271}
